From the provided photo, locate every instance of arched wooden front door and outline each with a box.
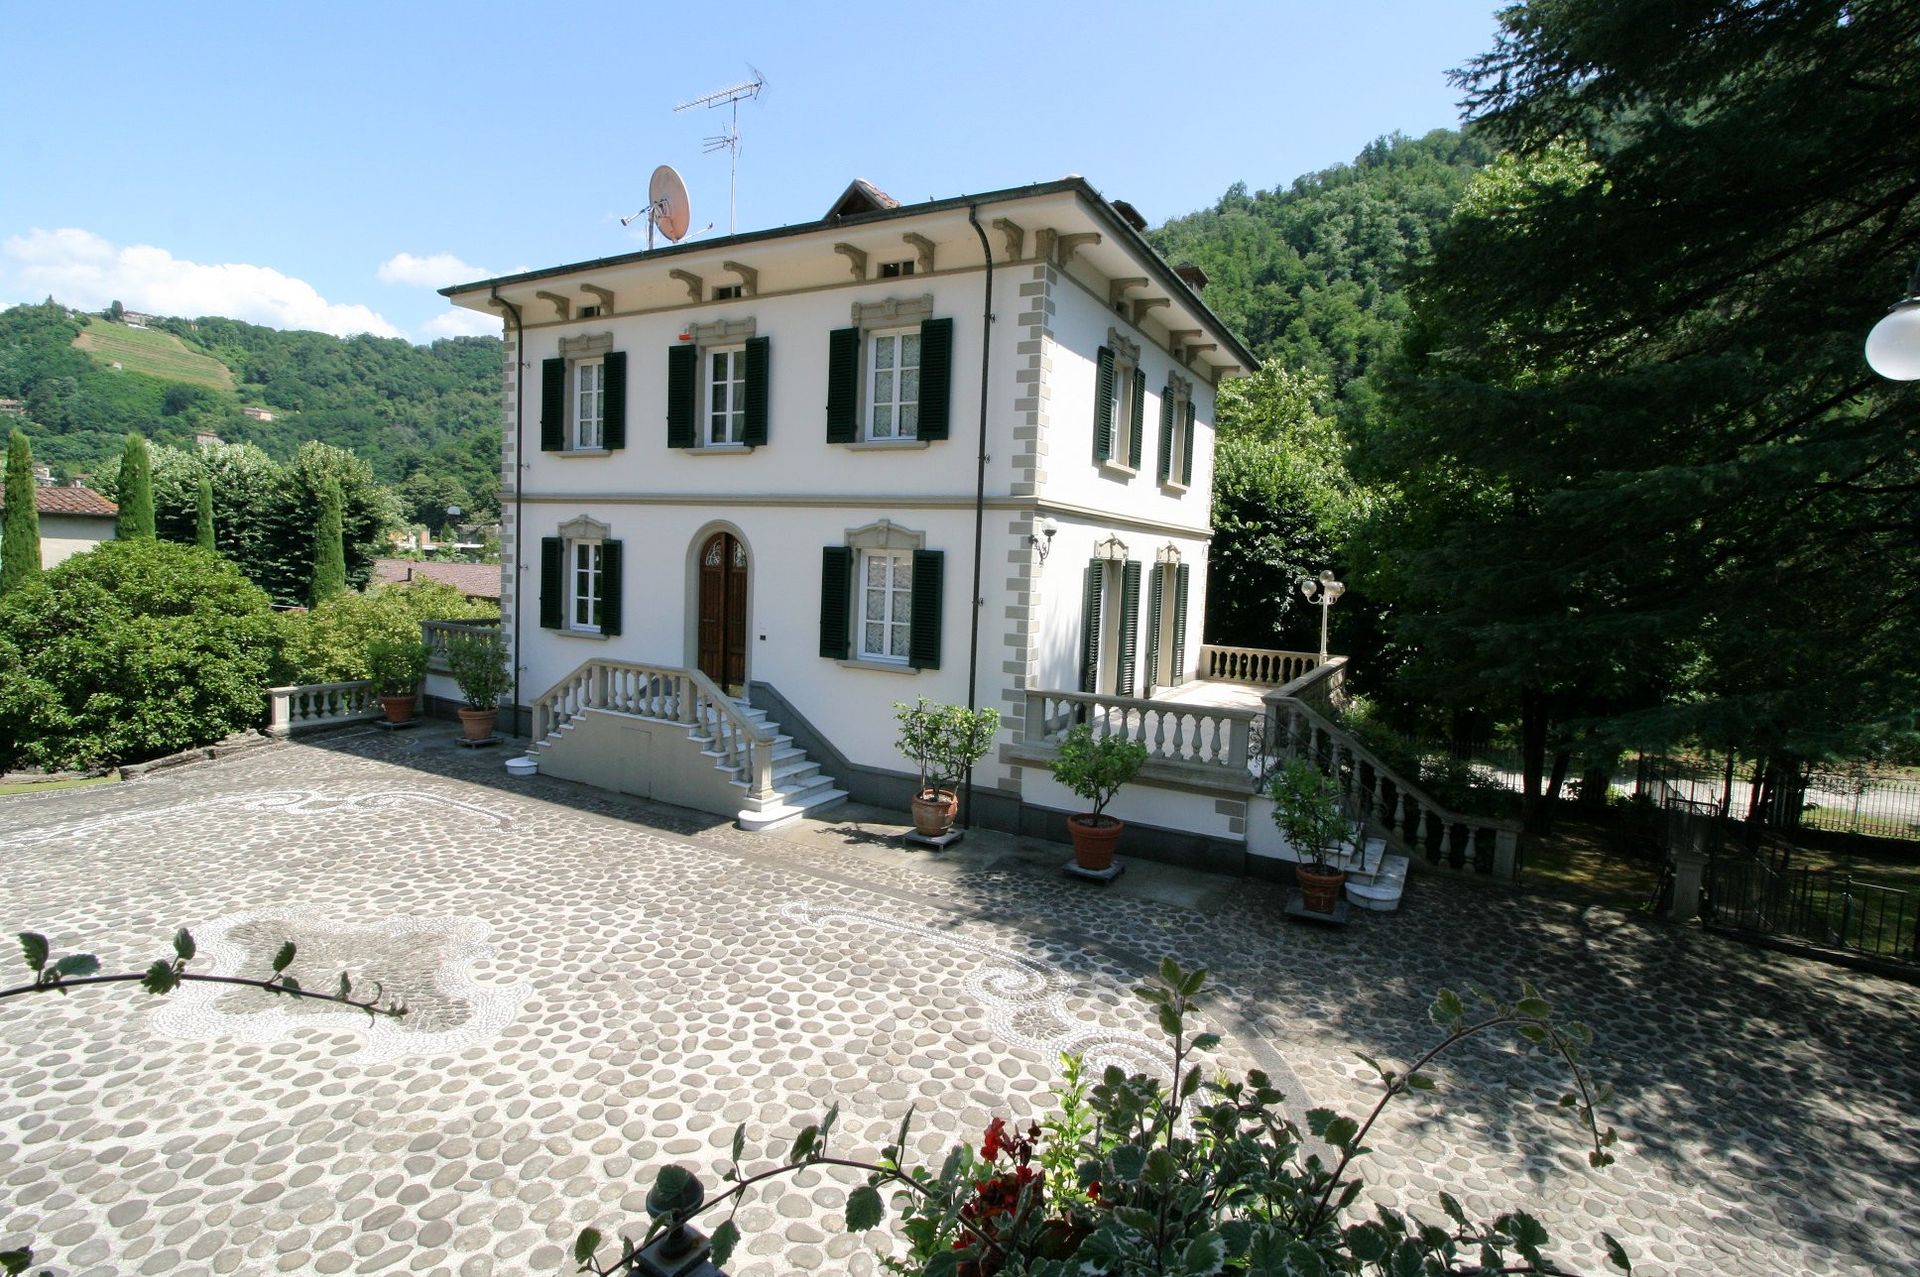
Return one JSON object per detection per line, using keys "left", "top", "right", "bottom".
{"left": 697, "top": 532, "right": 749, "bottom": 693}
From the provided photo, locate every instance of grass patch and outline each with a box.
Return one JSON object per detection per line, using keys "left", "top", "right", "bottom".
{"left": 73, "top": 319, "right": 233, "bottom": 390}
{"left": 1518, "top": 816, "right": 1660, "bottom": 909}
{"left": 0, "top": 771, "right": 119, "bottom": 795}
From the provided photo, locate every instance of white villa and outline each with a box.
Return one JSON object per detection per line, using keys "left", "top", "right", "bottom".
{"left": 436, "top": 176, "right": 1512, "bottom": 882}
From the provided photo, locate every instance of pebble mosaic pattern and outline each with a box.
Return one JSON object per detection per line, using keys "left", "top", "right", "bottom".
{"left": 1, "top": 725, "right": 1916, "bottom": 1277}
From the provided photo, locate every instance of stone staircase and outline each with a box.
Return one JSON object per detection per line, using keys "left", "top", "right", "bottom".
{"left": 1262, "top": 832, "right": 1411, "bottom": 912}
{"left": 525, "top": 659, "right": 845, "bottom": 833}
{"left": 726, "top": 698, "right": 848, "bottom": 831}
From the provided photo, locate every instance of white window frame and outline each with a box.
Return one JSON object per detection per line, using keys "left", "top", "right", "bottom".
{"left": 569, "top": 539, "right": 604, "bottom": 633}
{"left": 866, "top": 327, "right": 922, "bottom": 441}
{"left": 706, "top": 344, "right": 748, "bottom": 447}
{"left": 1112, "top": 356, "right": 1138, "bottom": 469}
{"left": 857, "top": 547, "right": 914, "bottom": 664}
{"left": 573, "top": 357, "right": 604, "bottom": 451}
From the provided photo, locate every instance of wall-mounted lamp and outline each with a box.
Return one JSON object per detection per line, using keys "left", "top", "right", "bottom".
{"left": 1095, "top": 533, "right": 1129, "bottom": 564}
{"left": 1028, "top": 515, "right": 1058, "bottom": 564}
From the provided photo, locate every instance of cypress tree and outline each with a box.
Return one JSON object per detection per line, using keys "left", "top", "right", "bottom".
{"left": 116, "top": 433, "right": 155, "bottom": 540}
{"left": 195, "top": 474, "right": 216, "bottom": 550}
{"left": 1, "top": 427, "right": 42, "bottom": 594}
{"left": 309, "top": 479, "right": 346, "bottom": 606}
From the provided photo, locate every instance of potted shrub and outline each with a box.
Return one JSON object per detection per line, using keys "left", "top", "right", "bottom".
{"left": 366, "top": 639, "right": 429, "bottom": 724}
{"left": 1270, "top": 756, "right": 1353, "bottom": 913}
{"left": 1049, "top": 723, "right": 1148, "bottom": 870}
{"left": 894, "top": 699, "right": 1000, "bottom": 838}
{"left": 444, "top": 630, "right": 511, "bottom": 741}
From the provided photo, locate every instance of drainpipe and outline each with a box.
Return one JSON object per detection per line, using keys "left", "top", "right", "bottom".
{"left": 491, "top": 288, "right": 526, "bottom": 734}
{"left": 964, "top": 207, "right": 994, "bottom": 826}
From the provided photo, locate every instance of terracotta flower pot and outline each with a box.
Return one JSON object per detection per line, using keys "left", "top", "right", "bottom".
{"left": 1295, "top": 862, "right": 1347, "bottom": 914}
{"left": 379, "top": 694, "right": 416, "bottom": 725}
{"left": 911, "top": 788, "right": 959, "bottom": 837}
{"left": 457, "top": 707, "right": 497, "bottom": 741}
{"left": 1066, "top": 813, "right": 1124, "bottom": 870}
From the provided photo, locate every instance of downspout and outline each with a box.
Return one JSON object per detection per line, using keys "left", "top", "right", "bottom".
{"left": 964, "top": 207, "right": 994, "bottom": 826}
{"left": 491, "top": 287, "right": 526, "bottom": 733}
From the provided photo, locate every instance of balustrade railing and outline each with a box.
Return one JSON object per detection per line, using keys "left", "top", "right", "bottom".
{"left": 1023, "top": 689, "right": 1255, "bottom": 773}
{"left": 266, "top": 681, "right": 380, "bottom": 737}
{"left": 421, "top": 618, "right": 501, "bottom": 672}
{"left": 529, "top": 659, "right": 774, "bottom": 803}
{"left": 1200, "top": 644, "right": 1321, "bottom": 687}
{"left": 1266, "top": 696, "right": 1521, "bottom": 880}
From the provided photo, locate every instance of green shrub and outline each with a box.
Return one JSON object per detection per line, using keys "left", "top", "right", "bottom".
{"left": 365, "top": 639, "right": 429, "bottom": 696}
{"left": 1049, "top": 723, "right": 1149, "bottom": 823}
{"left": 278, "top": 582, "right": 497, "bottom": 684}
{"left": 444, "top": 630, "right": 510, "bottom": 710}
{"left": 0, "top": 540, "right": 277, "bottom": 770}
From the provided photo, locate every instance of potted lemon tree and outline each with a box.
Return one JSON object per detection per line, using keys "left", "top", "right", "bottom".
{"left": 1049, "top": 723, "right": 1148, "bottom": 871}
{"left": 366, "top": 639, "right": 429, "bottom": 725}
{"left": 894, "top": 699, "right": 1000, "bottom": 838}
{"left": 1270, "top": 757, "right": 1353, "bottom": 913}
{"left": 445, "top": 630, "right": 511, "bottom": 742}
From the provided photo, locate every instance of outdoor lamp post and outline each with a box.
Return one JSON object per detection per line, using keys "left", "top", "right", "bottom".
{"left": 1865, "top": 259, "right": 1920, "bottom": 380}
{"left": 1297, "top": 569, "right": 1345, "bottom": 664}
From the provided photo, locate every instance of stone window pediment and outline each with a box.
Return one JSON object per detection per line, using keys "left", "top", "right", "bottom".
{"left": 852, "top": 294, "right": 935, "bottom": 329}
{"left": 557, "top": 514, "right": 612, "bottom": 542}
{"left": 844, "top": 518, "right": 926, "bottom": 552}
{"left": 558, "top": 332, "right": 614, "bottom": 360}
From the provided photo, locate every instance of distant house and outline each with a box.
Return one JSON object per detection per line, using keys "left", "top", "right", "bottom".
{"left": 371, "top": 558, "right": 501, "bottom": 601}
{"left": 239, "top": 407, "right": 274, "bottom": 422}
{"left": 0, "top": 399, "right": 25, "bottom": 417}
{"left": 194, "top": 431, "right": 225, "bottom": 448}
{"left": 0, "top": 483, "right": 118, "bottom": 569}
{"left": 121, "top": 311, "right": 155, "bottom": 328}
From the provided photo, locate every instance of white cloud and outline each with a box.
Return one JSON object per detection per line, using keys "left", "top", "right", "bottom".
{"left": 377, "top": 251, "right": 491, "bottom": 289}
{"left": 0, "top": 228, "right": 402, "bottom": 339}
{"left": 419, "top": 308, "right": 502, "bottom": 339}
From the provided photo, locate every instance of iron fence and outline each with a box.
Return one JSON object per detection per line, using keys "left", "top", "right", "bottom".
{"left": 1705, "top": 860, "right": 1920, "bottom": 963}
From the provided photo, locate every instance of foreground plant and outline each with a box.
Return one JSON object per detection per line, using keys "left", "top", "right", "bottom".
{"left": 576, "top": 960, "right": 1629, "bottom": 1276}
{"left": 0, "top": 928, "right": 407, "bottom": 1275}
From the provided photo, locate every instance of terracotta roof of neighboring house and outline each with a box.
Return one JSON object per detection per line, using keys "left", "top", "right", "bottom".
{"left": 371, "top": 558, "right": 501, "bottom": 600}
{"left": 825, "top": 178, "right": 900, "bottom": 219}
{"left": 0, "top": 485, "right": 119, "bottom": 517}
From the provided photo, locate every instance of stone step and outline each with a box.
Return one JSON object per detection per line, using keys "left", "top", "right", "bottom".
{"left": 1346, "top": 853, "right": 1410, "bottom": 912}
{"left": 736, "top": 784, "right": 849, "bottom": 833}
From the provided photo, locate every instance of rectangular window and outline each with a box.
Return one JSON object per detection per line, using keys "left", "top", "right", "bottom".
{"left": 878, "top": 260, "right": 916, "bottom": 278}
{"left": 868, "top": 330, "right": 921, "bottom": 440}
{"left": 712, "top": 284, "right": 743, "bottom": 300}
{"left": 859, "top": 549, "right": 913, "bottom": 661}
{"left": 571, "top": 541, "right": 603, "bottom": 631}
{"left": 707, "top": 346, "right": 747, "bottom": 445}
{"left": 575, "top": 358, "right": 604, "bottom": 450}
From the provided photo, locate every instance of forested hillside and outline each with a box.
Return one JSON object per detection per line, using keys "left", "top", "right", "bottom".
{"left": 0, "top": 301, "right": 501, "bottom": 516}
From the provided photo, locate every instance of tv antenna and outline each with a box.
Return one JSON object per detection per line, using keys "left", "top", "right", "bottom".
{"left": 620, "top": 164, "right": 693, "bottom": 250}
{"left": 674, "top": 68, "right": 765, "bottom": 234}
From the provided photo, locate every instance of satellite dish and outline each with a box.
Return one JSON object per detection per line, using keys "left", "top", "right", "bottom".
{"left": 650, "top": 165, "right": 691, "bottom": 243}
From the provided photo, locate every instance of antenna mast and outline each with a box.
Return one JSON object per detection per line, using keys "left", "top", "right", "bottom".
{"left": 674, "top": 69, "right": 765, "bottom": 234}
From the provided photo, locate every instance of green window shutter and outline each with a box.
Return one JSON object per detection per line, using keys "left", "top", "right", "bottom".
{"left": 1129, "top": 369, "right": 1146, "bottom": 471}
{"left": 602, "top": 351, "right": 627, "bottom": 451}
{"left": 540, "top": 358, "right": 565, "bottom": 451}
{"left": 908, "top": 549, "right": 944, "bottom": 670}
{"left": 1117, "top": 560, "right": 1141, "bottom": 697}
{"left": 1092, "top": 346, "right": 1115, "bottom": 462}
{"left": 916, "top": 317, "right": 953, "bottom": 441}
{"left": 599, "top": 540, "right": 623, "bottom": 637}
{"left": 826, "top": 327, "right": 861, "bottom": 443}
{"left": 1172, "top": 562, "right": 1190, "bottom": 682}
{"left": 1079, "top": 560, "right": 1103, "bottom": 693}
{"left": 1182, "top": 401, "right": 1195, "bottom": 486}
{"left": 1144, "top": 564, "right": 1165, "bottom": 694}
{"left": 667, "top": 343, "right": 697, "bottom": 448}
{"left": 539, "top": 537, "right": 564, "bottom": 629}
{"left": 1157, "top": 389, "right": 1174, "bottom": 483}
{"left": 743, "top": 336, "right": 771, "bottom": 446}
{"left": 819, "top": 545, "right": 853, "bottom": 659}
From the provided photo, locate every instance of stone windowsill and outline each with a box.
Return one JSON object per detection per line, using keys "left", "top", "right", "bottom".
{"left": 845, "top": 438, "right": 931, "bottom": 452}
{"left": 552, "top": 448, "right": 612, "bottom": 459}
{"left": 1160, "top": 478, "right": 1189, "bottom": 495}
{"left": 1100, "top": 459, "right": 1139, "bottom": 480}
{"left": 684, "top": 443, "right": 756, "bottom": 456}
{"left": 552, "top": 628, "right": 611, "bottom": 641}
{"left": 836, "top": 657, "right": 918, "bottom": 674}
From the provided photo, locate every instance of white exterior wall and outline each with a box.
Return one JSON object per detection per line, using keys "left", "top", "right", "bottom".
{"left": 37, "top": 514, "right": 114, "bottom": 568}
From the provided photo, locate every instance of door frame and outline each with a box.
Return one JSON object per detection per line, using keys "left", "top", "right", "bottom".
{"left": 684, "top": 522, "right": 753, "bottom": 692}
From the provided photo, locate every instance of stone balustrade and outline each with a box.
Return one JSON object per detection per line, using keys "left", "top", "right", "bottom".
{"left": 266, "top": 681, "right": 380, "bottom": 737}
{"left": 421, "top": 618, "right": 501, "bottom": 673}
{"left": 1023, "top": 688, "right": 1257, "bottom": 774}
{"left": 1266, "top": 696, "right": 1520, "bottom": 881}
{"left": 529, "top": 659, "right": 774, "bottom": 803}
{"left": 1200, "top": 644, "right": 1321, "bottom": 687}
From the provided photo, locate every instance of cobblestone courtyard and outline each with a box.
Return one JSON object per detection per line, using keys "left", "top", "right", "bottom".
{"left": 2, "top": 726, "right": 1917, "bottom": 1276}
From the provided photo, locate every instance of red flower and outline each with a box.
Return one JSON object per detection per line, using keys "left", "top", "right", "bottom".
{"left": 981, "top": 1117, "right": 1008, "bottom": 1161}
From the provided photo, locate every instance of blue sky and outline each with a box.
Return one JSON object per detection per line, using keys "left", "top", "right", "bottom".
{"left": 0, "top": 1, "right": 1502, "bottom": 343}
